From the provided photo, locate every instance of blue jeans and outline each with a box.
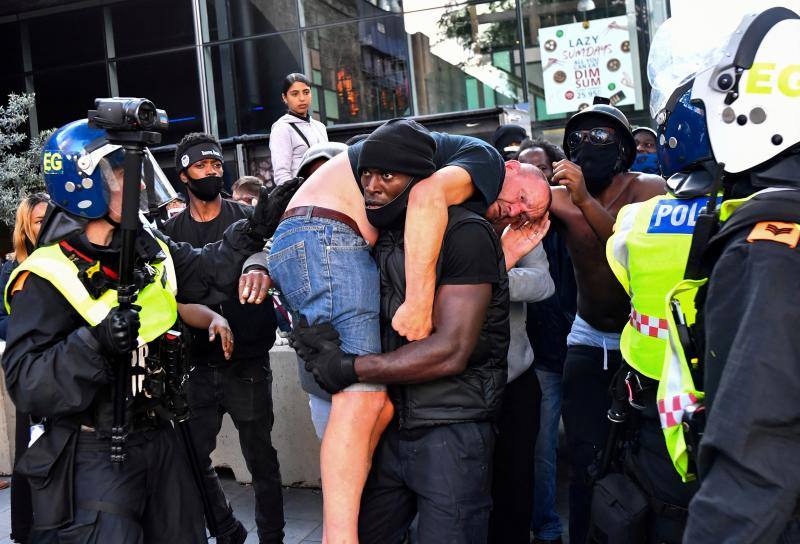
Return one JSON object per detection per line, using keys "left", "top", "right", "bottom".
{"left": 308, "top": 394, "right": 332, "bottom": 439}
{"left": 268, "top": 212, "right": 381, "bottom": 382}
{"left": 531, "top": 369, "right": 563, "bottom": 540}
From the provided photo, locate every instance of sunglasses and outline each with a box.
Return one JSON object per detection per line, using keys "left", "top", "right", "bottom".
{"left": 567, "top": 127, "right": 618, "bottom": 149}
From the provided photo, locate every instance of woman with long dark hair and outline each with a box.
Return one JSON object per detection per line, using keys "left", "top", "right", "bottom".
{"left": 0, "top": 192, "right": 50, "bottom": 544}
{"left": 268, "top": 73, "right": 328, "bottom": 185}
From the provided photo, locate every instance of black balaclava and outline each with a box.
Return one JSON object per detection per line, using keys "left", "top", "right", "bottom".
{"left": 571, "top": 116, "right": 625, "bottom": 195}
{"left": 359, "top": 119, "right": 436, "bottom": 229}
{"left": 177, "top": 142, "right": 224, "bottom": 201}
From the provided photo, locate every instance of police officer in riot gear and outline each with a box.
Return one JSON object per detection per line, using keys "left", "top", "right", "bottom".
{"left": 2, "top": 115, "right": 292, "bottom": 542}
{"left": 594, "top": 80, "right": 713, "bottom": 543}
{"left": 648, "top": 7, "right": 800, "bottom": 542}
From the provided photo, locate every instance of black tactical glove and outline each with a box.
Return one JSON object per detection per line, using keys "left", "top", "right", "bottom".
{"left": 289, "top": 318, "right": 341, "bottom": 359}
{"left": 290, "top": 318, "right": 357, "bottom": 394}
{"left": 91, "top": 304, "right": 141, "bottom": 356}
{"left": 247, "top": 177, "right": 305, "bottom": 241}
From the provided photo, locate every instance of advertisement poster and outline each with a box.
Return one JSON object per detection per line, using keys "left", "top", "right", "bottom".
{"left": 537, "top": 15, "right": 636, "bottom": 115}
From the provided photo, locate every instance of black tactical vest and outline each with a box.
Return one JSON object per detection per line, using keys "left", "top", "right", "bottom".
{"left": 374, "top": 206, "right": 510, "bottom": 430}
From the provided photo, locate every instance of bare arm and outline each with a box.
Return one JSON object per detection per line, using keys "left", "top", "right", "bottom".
{"left": 177, "top": 303, "right": 234, "bottom": 360}
{"left": 393, "top": 166, "right": 475, "bottom": 341}
{"left": 355, "top": 282, "right": 491, "bottom": 384}
{"left": 552, "top": 159, "right": 616, "bottom": 242}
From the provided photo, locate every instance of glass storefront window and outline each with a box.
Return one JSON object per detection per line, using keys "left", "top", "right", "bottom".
{"left": 301, "top": 0, "right": 401, "bottom": 29}
{"left": 116, "top": 51, "right": 204, "bottom": 144}
{"left": 111, "top": 0, "right": 195, "bottom": 57}
{"left": 34, "top": 64, "right": 109, "bottom": 131}
{"left": 0, "top": 75, "right": 26, "bottom": 102}
{"left": 301, "top": 15, "right": 412, "bottom": 124}
{"left": 0, "top": 22, "right": 23, "bottom": 75}
{"left": 403, "top": 1, "right": 525, "bottom": 115}
{"left": 206, "top": 33, "right": 302, "bottom": 138}
{"left": 203, "top": 0, "right": 299, "bottom": 41}
{"left": 28, "top": 8, "right": 106, "bottom": 70}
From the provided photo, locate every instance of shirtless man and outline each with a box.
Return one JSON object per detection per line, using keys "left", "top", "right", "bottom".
{"left": 548, "top": 102, "right": 665, "bottom": 544}
{"left": 267, "top": 119, "right": 507, "bottom": 543}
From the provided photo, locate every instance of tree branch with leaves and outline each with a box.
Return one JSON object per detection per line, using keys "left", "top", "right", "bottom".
{"left": 0, "top": 93, "right": 54, "bottom": 226}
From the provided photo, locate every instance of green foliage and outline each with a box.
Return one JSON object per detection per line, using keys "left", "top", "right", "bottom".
{"left": 437, "top": 0, "right": 519, "bottom": 60}
{"left": 0, "top": 93, "right": 53, "bottom": 226}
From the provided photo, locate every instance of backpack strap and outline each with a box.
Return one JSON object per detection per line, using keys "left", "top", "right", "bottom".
{"left": 289, "top": 123, "right": 311, "bottom": 148}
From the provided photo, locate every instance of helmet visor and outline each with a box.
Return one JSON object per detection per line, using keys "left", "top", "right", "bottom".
{"left": 647, "top": 7, "right": 748, "bottom": 117}
{"left": 144, "top": 148, "right": 177, "bottom": 210}
{"left": 98, "top": 148, "right": 177, "bottom": 215}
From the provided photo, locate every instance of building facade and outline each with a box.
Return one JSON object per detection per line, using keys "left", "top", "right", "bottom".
{"left": 1, "top": 0, "right": 670, "bottom": 185}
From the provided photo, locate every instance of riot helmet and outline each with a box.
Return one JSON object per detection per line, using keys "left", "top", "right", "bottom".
{"left": 655, "top": 81, "right": 717, "bottom": 197}
{"left": 43, "top": 119, "right": 175, "bottom": 220}
{"left": 649, "top": 6, "right": 800, "bottom": 175}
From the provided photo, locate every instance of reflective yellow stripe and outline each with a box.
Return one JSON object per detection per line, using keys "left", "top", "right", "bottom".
{"left": 6, "top": 239, "right": 178, "bottom": 344}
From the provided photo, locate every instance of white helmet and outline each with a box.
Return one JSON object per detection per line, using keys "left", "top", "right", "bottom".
{"left": 690, "top": 7, "right": 800, "bottom": 173}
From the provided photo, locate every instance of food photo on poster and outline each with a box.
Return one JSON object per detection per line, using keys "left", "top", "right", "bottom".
{"left": 538, "top": 15, "right": 637, "bottom": 115}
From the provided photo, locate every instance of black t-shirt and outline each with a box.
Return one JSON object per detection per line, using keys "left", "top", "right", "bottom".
{"left": 348, "top": 132, "right": 505, "bottom": 216}
{"left": 162, "top": 199, "right": 276, "bottom": 363}
{"left": 439, "top": 221, "right": 501, "bottom": 286}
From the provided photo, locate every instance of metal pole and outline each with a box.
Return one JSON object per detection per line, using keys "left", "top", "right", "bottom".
{"left": 514, "top": 0, "right": 530, "bottom": 104}
{"left": 191, "top": 0, "right": 213, "bottom": 134}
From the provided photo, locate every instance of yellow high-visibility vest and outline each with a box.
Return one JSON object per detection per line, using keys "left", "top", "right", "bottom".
{"left": 607, "top": 194, "right": 710, "bottom": 380}
{"left": 5, "top": 239, "right": 178, "bottom": 346}
{"left": 656, "top": 189, "right": 792, "bottom": 482}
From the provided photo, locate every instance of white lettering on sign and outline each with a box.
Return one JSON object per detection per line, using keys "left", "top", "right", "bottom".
{"left": 650, "top": 200, "right": 704, "bottom": 232}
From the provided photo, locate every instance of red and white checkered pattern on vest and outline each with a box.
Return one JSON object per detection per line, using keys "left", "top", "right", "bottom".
{"left": 630, "top": 308, "right": 669, "bottom": 340}
{"left": 658, "top": 392, "right": 699, "bottom": 428}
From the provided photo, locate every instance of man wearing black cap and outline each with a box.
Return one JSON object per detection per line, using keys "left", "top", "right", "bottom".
{"left": 548, "top": 103, "right": 665, "bottom": 544}
{"left": 288, "top": 119, "right": 552, "bottom": 543}
{"left": 269, "top": 118, "right": 539, "bottom": 542}
{"left": 162, "top": 132, "right": 284, "bottom": 544}
{"left": 290, "top": 122, "right": 518, "bottom": 544}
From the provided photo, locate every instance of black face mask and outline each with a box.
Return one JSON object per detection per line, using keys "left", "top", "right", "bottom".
{"left": 365, "top": 178, "right": 418, "bottom": 229}
{"left": 186, "top": 175, "right": 223, "bottom": 201}
{"left": 572, "top": 143, "right": 621, "bottom": 195}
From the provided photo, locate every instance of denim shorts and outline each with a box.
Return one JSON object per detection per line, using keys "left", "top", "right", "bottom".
{"left": 268, "top": 211, "right": 384, "bottom": 392}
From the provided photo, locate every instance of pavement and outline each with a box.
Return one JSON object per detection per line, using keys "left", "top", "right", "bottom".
{"left": 0, "top": 451, "right": 571, "bottom": 544}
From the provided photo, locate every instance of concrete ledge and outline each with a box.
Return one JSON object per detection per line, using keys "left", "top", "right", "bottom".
{"left": 210, "top": 345, "right": 321, "bottom": 487}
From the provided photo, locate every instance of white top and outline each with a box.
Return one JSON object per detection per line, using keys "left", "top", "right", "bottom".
{"left": 268, "top": 113, "right": 329, "bottom": 185}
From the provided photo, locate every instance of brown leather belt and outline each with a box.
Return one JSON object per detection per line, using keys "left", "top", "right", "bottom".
{"left": 280, "top": 206, "right": 362, "bottom": 238}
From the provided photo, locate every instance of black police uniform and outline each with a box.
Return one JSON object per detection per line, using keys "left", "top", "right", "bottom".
{"left": 683, "top": 188, "right": 800, "bottom": 542}
{"left": 3, "top": 221, "right": 263, "bottom": 543}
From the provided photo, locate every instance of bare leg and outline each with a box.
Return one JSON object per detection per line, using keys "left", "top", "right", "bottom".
{"left": 321, "top": 390, "right": 393, "bottom": 544}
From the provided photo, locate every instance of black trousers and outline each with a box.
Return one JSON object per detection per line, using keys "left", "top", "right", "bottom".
{"left": 185, "top": 357, "right": 284, "bottom": 543}
{"left": 358, "top": 421, "right": 496, "bottom": 544}
{"left": 33, "top": 428, "right": 206, "bottom": 544}
{"left": 624, "top": 391, "right": 699, "bottom": 544}
{"left": 11, "top": 410, "right": 33, "bottom": 544}
{"left": 488, "top": 365, "right": 542, "bottom": 544}
{"left": 562, "top": 345, "right": 622, "bottom": 544}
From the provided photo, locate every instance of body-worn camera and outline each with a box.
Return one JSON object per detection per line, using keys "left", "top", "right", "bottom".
{"left": 88, "top": 97, "right": 168, "bottom": 132}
